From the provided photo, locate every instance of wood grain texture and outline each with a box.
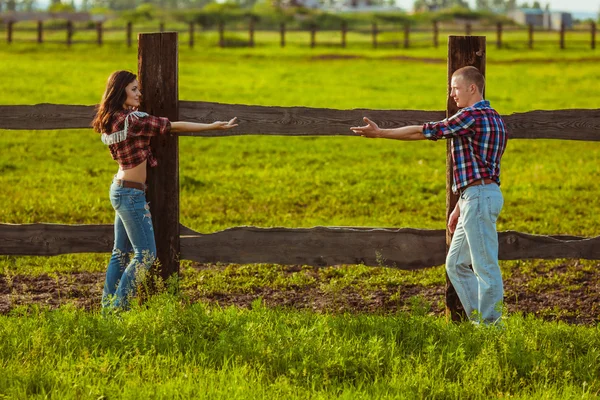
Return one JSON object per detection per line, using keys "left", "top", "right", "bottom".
{"left": 1, "top": 224, "right": 599, "bottom": 266}
{"left": 0, "top": 223, "right": 114, "bottom": 255}
{"left": 139, "top": 32, "right": 180, "bottom": 280}
{"left": 178, "top": 101, "right": 445, "bottom": 136}
{"left": 179, "top": 226, "right": 447, "bottom": 269}
{"left": 0, "top": 103, "right": 598, "bottom": 141}
{"left": 445, "top": 35, "right": 487, "bottom": 320}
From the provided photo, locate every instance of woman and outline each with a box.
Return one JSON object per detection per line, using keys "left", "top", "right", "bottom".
{"left": 92, "top": 70, "right": 237, "bottom": 310}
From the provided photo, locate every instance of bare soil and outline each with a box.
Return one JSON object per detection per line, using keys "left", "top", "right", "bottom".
{"left": 1, "top": 260, "right": 598, "bottom": 324}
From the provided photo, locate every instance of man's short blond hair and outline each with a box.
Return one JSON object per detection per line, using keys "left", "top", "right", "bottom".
{"left": 453, "top": 66, "right": 485, "bottom": 94}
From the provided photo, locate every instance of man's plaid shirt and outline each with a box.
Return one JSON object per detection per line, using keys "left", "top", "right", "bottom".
{"left": 422, "top": 100, "right": 507, "bottom": 193}
{"left": 101, "top": 109, "right": 171, "bottom": 170}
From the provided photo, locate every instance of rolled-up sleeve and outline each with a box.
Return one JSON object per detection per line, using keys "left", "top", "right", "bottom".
{"left": 422, "top": 110, "right": 475, "bottom": 141}
{"left": 127, "top": 114, "right": 171, "bottom": 137}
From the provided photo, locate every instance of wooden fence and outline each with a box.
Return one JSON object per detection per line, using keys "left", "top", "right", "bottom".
{"left": 1, "top": 33, "right": 599, "bottom": 318}
{"left": 2, "top": 19, "right": 598, "bottom": 50}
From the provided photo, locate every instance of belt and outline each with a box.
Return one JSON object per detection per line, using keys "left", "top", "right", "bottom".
{"left": 114, "top": 178, "right": 146, "bottom": 191}
{"left": 460, "top": 178, "right": 496, "bottom": 194}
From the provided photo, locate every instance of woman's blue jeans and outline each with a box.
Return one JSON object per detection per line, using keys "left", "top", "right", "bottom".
{"left": 102, "top": 179, "right": 156, "bottom": 310}
{"left": 446, "top": 183, "right": 504, "bottom": 324}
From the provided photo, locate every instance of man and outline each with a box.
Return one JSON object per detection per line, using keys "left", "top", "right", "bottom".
{"left": 351, "top": 66, "right": 507, "bottom": 324}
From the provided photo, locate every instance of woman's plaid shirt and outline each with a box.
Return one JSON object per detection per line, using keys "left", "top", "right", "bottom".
{"left": 422, "top": 100, "right": 507, "bottom": 193}
{"left": 101, "top": 109, "right": 171, "bottom": 170}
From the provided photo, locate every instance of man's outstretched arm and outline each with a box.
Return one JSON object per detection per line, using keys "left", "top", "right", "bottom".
{"left": 350, "top": 117, "right": 425, "bottom": 141}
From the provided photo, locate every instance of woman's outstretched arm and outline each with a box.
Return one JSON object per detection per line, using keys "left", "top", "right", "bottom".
{"left": 170, "top": 117, "right": 238, "bottom": 133}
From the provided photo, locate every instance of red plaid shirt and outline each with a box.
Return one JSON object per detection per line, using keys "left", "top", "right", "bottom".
{"left": 101, "top": 109, "right": 171, "bottom": 170}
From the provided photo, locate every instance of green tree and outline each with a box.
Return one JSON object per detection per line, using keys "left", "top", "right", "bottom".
{"left": 475, "top": 0, "right": 490, "bottom": 10}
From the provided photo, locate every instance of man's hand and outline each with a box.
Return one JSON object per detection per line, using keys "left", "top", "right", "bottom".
{"left": 211, "top": 117, "right": 238, "bottom": 130}
{"left": 350, "top": 117, "right": 382, "bottom": 138}
{"left": 448, "top": 205, "right": 460, "bottom": 234}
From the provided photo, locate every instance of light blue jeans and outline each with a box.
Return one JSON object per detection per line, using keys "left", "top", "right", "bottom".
{"left": 102, "top": 179, "right": 156, "bottom": 310}
{"left": 446, "top": 183, "right": 504, "bottom": 324}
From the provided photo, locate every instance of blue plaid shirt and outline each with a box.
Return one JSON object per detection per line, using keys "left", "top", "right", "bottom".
{"left": 422, "top": 100, "right": 507, "bottom": 193}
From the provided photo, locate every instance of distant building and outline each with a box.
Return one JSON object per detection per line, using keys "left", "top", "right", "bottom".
{"left": 507, "top": 8, "right": 573, "bottom": 31}
{"left": 282, "top": 0, "right": 401, "bottom": 12}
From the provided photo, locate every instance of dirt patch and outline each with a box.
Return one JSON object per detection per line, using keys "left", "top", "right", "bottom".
{"left": 1, "top": 261, "right": 599, "bottom": 324}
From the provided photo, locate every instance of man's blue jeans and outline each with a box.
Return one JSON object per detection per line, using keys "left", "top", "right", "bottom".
{"left": 446, "top": 183, "right": 504, "bottom": 324}
{"left": 102, "top": 179, "right": 156, "bottom": 310}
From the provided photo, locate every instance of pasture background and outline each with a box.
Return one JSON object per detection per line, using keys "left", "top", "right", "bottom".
{"left": 0, "top": 42, "right": 599, "bottom": 276}
{"left": 0, "top": 40, "right": 599, "bottom": 399}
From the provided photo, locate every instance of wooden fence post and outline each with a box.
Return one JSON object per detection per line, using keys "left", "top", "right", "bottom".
{"left": 528, "top": 23, "right": 533, "bottom": 49}
{"left": 218, "top": 21, "right": 224, "bottom": 48}
{"left": 189, "top": 22, "right": 194, "bottom": 48}
{"left": 559, "top": 23, "right": 565, "bottom": 49}
{"left": 249, "top": 17, "right": 255, "bottom": 48}
{"left": 465, "top": 23, "right": 471, "bottom": 36}
{"left": 37, "top": 20, "right": 43, "bottom": 44}
{"left": 445, "top": 35, "right": 486, "bottom": 322}
{"left": 496, "top": 22, "right": 502, "bottom": 49}
{"left": 310, "top": 24, "right": 316, "bottom": 48}
{"left": 592, "top": 22, "right": 596, "bottom": 50}
{"left": 66, "top": 20, "right": 73, "bottom": 46}
{"left": 96, "top": 22, "right": 102, "bottom": 46}
{"left": 138, "top": 33, "right": 180, "bottom": 282}
{"left": 403, "top": 23, "right": 410, "bottom": 48}
{"left": 7, "top": 20, "right": 13, "bottom": 44}
{"left": 159, "top": 22, "right": 165, "bottom": 32}
{"left": 433, "top": 20, "right": 438, "bottom": 48}
{"left": 372, "top": 22, "right": 378, "bottom": 48}
{"left": 127, "top": 21, "right": 132, "bottom": 47}
{"left": 341, "top": 21, "right": 347, "bottom": 48}
{"left": 280, "top": 22, "right": 285, "bottom": 47}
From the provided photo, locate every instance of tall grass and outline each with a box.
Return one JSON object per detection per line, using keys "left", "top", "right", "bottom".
{"left": 1, "top": 294, "right": 599, "bottom": 399}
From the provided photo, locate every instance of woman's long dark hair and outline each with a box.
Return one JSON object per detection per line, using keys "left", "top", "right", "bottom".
{"left": 92, "top": 70, "right": 137, "bottom": 134}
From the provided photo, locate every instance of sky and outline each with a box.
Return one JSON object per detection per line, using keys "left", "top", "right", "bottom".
{"left": 394, "top": 0, "right": 599, "bottom": 13}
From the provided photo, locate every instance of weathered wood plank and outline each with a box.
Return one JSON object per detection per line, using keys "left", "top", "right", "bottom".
{"left": 0, "top": 104, "right": 95, "bottom": 130}
{"left": 499, "top": 231, "right": 600, "bottom": 260}
{"left": 180, "top": 226, "right": 447, "bottom": 269}
{"left": 503, "top": 110, "right": 600, "bottom": 141}
{"left": 0, "top": 223, "right": 114, "bottom": 255}
{"left": 0, "top": 103, "right": 599, "bottom": 141}
{"left": 179, "top": 227, "right": 600, "bottom": 268}
{"left": 1, "top": 224, "right": 599, "bottom": 266}
{"left": 178, "top": 101, "right": 445, "bottom": 136}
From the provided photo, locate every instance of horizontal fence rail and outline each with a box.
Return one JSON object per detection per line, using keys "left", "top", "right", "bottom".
{"left": 1, "top": 223, "right": 599, "bottom": 269}
{"left": 0, "top": 103, "right": 599, "bottom": 140}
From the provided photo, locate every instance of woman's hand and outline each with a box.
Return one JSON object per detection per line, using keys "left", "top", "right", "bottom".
{"left": 211, "top": 117, "right": 238, "bottom": 130}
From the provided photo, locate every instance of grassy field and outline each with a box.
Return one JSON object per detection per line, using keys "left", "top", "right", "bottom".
{"left": 2, "top": 296, "right": 600, "bottom": 399}
{"left": 0, "top": 42, "right": 599, "bottom": 398}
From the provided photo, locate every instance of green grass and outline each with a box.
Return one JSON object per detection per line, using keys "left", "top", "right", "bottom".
{"left": 0, "top": 43, "right": 599, "bottom": 275}
{"left": 1, "top": 295, "right": 600, "bottom": 399}
{"left": 0, "top": 42, "right": 599, "bottom": 398}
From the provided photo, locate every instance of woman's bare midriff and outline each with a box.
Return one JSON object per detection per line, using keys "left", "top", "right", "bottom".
{"left": 115, "top": 160, "right": 147, "bottom": 184}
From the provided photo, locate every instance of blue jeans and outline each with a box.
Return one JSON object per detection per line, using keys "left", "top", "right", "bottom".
{"left": 102, "top": 179, "right": 156, "bottom": 310}
{"left": 446, "top": 183, "right": 504, "bottom": 324}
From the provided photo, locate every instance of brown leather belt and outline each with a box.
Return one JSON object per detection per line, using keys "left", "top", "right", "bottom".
{"left": 460, "top": 178, "right": 496, "bottom": 194}
{"left": 114, "top": 179, "right": 146, "bottom": 191}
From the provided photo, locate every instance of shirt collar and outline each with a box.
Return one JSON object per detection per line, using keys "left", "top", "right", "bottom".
{"left": 472, "top": 99, "right": 490, "bottom": 108}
